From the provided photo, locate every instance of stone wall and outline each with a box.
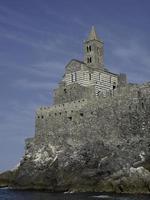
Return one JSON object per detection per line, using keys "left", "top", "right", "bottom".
{"left": 34, "top": 83, "right": 150, "bottom": 148}
{"left": 53, "top": 83, "right": 95, "bottom": 104}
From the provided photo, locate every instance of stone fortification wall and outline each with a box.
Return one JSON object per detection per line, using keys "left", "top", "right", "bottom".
{"left": 34, "top": 83, "right": 150, "bottom": 148}
{"left": 53, "top": 82, "right": 95, "bottom": 104}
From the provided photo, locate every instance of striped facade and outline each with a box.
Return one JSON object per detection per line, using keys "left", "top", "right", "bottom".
{"left": 62, "top": 60, "right": 118, "bottom": 96}
{"left": 54, "top": 26, "right": 126, "bottom": 102}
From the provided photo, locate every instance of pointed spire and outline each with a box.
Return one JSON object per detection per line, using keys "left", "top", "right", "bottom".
{"left": 87, "top": 26, "right": 101, "bottom": 41}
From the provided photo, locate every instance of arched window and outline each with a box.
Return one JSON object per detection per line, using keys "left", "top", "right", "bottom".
{"left": 87, "top": 46, "right": 89, "bottom": 52}
{"left": 89, "top": 57, "right": 92, "bottom": 63}
{"left": 89, "top": 46, "right": 91, "bottom": 51}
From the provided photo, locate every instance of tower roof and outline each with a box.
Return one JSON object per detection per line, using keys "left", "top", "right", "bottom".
{"left": 87, "top": 26, "right": 102, "bottom": 42}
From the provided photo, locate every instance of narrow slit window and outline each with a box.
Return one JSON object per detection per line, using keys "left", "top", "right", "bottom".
{"left": 87, "top": 46, "right": 89, "bottom": 52}
{"left": 113, "top": 82, "right": 116, "bottom": 90}
{"left": 89, "top": 73, "right": 92, "bottom": 80}
{"left": 71, "top": 74, "right": 74, "bottom": 82}
{"left": 99, "top": 73, "right": 101, "bottom": 81}
{"left": 75, "top": 72, "right": 77, "bottom": 81}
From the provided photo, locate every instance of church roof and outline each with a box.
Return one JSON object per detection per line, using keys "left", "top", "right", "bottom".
{"left": 87, "top": 26, "right": 102, "bottom": 42}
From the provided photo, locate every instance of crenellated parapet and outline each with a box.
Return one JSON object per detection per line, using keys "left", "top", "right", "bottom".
{"left": 34, "top": 83, "right": 150, "bottom": 142}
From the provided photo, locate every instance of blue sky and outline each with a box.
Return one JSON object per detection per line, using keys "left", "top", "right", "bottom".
{"left": 0, "top": 0, "right": 150, "bottom": 172}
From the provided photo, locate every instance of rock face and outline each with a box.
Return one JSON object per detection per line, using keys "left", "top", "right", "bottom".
{"left": 1, "top": 83, "right": 150, "bottom": 193}
{"left": 0, "top": 171, "right": 14, "bottom": 188}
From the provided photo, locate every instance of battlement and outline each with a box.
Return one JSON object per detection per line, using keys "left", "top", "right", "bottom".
{"left": 35, "top": 83, "right": 150, "bottom": 123}
{"left": 36, "top": 98, "right": 88, "bottom": 119}
{"left": 34, "top": 83, "right": 150, "bottom": 147}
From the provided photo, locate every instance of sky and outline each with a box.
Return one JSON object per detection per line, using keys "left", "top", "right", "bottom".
{"left": 0, "top": 0, "right": 150, "bottom": 172}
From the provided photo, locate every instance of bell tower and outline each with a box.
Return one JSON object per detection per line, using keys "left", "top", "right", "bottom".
{"left": 84, "top": 26, "right": 104, "bottom": 69}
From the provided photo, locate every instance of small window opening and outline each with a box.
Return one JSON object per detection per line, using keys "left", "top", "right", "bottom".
{"left": 38, "top": 116, "right": 40, "bottom": 119}
{"left": 89, "top": 73, "right": 92, "bottom": 80}
{"left": 75, "top": 72, "right": 77, "bottom": 81}
{"left": 91, "top": 111, "right": 93, "bottom": 115}
{"left": 129, "top": 106, "right": 131, "bottom": 110}
{"left": 59, "top": 112, "right": 61, "bottom": 115}
{"left": 89, "top": 57, "right": 92, "bottom": 63}
{"left": 71, "top": 74, "right": 74, "bottom": 82}
{"left": 71, "top": 110, "right": 73, "bottom": 113}
{"left": 89, "top": 46, "right": 91, "bottom": 51}
{"left": 142, "top": 102, "right": 144, "bottom": 109}
{"left": 64, "top": 88, "right": 67, "bottom": 93}
{"left": 55, "top": 113, "right": 57, "bottom": 116}
{"left": 41, "top": 115, "right": 44, "bottom": 119}
{"left": 113, "top": 82, "right": 116, "bottom": 90}
{"left": 87, "top": 46, "right": 89, "bottom": 52}
{"left": 80, "top": 113, "right": 84, "bottom": 117}
{"left": 68, "top": 116, "right": 72, "bottom": 120}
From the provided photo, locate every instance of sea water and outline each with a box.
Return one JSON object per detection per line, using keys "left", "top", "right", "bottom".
{"left": 0, "top": 189, "right": 150, "bottom": 200}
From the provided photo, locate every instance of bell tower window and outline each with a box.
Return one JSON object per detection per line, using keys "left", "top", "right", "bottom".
{"left": 87, "top": 46, "right": 89, "bottom": 52}
{"left": 87, "top": 57, "right": 92, "bottom": 63}
{"left": 89, "top": 45, "right": 91, "bottom": 51}
{"left": 87, "top": 45, "right": 92, "bottom": 52}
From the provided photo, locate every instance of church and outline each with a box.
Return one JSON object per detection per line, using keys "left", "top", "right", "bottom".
{"left": 54, "top": 26, "right": 127, "bottom": 104}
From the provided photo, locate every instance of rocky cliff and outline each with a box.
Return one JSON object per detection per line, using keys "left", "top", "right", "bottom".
{"left": 1, "top": 83, "right": 150, "bottom": 193}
